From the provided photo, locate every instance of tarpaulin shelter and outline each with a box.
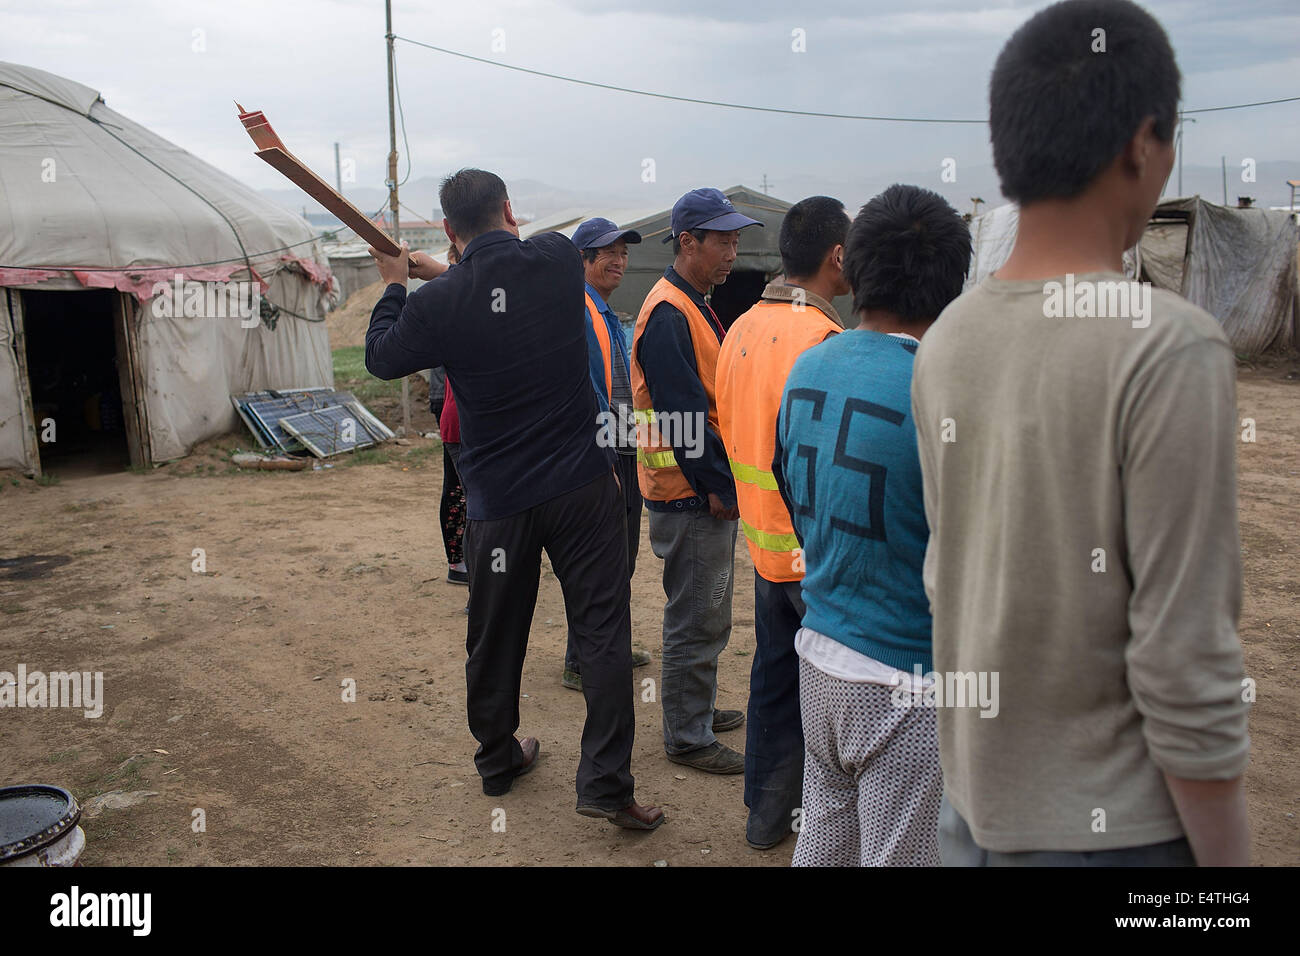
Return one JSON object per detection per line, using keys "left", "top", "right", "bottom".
{"left": 0, "top": 61, "right": 336, "bottom": 476}
{"left": 1140, "top": 197, "right": 1298, "bottom": 355}
{"left": 964, "top": 202, "right": 1020, "bottom": 290}
{"left": 965, "top": 197, "right": 1299, "bottom": 355}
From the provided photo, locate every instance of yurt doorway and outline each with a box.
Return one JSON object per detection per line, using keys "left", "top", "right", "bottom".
{"left": 20, "top": 289, "right": 146, "bottom": 476}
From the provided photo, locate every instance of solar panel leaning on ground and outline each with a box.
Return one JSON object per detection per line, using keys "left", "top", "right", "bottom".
{"left": 230, "top": 388, "right": 392, "bottom": 455}
{"left": 279, "top": 402, "right": 393, "bottom": 457}
{"left": 231, "top": 388, "right": 329, "bottom": 451}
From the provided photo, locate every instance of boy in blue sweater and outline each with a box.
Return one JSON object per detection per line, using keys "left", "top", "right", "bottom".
{"left": 775, "top": 185, "right": 970, "bottom": 865}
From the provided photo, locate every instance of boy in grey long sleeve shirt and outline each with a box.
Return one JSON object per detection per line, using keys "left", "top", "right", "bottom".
{"left": 911, "top": 0, "right": 1249, "bottom": 865}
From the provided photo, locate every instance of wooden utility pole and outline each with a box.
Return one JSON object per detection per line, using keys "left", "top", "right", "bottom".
{"left": 385, "top": 0, "right": 410, "bottom": 436}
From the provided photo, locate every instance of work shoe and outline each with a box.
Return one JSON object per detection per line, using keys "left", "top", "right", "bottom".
{"left": 667, "top": 741, "right": 744, "bottom": 775}
{"left": 482, "top": 737, "right": 540, "bottom": 796}
{"left": 577, "top": 801, "right": 666, "bottom": 831}
{"left": 712, "top": 709, "right": 745, "bottom": 733}
{"left": 747, "top": 829, "right": 795, "bottom": 851}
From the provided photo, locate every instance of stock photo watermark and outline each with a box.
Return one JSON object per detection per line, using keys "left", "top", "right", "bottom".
{"left": 1042, "top": 274, "right": 1152, "bottom": 328}
{"left": 0, "top": 665, "right": 103, "bottom": 718}
{"left": 891, "top": 667, "right": 1000, "bottom": 718}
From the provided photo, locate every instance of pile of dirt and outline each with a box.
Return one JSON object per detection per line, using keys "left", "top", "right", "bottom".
{"left": 328, "top": 279, "right": 388, "bottom": 348}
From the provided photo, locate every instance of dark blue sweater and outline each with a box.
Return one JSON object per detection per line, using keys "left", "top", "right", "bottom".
{"left": 365, "top": 230, "right": 611, "bottom": 521}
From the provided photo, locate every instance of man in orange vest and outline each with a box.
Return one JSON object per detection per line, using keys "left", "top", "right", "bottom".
{"left": 631, "top": 187, "right": 761, "bottom": 774}
{"left": 560, "top": 217, "right": 654, "bottom": 691}
{"left": 717, "top": 195, "right": 851, "bottom": 849}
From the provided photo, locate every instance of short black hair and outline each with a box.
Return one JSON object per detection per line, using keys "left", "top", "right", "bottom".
{"left": 438, "top": 168, "right": 509, "bottom": 241}
{"left": 671, "top": 228, "right": 708, "bottom": 256}
{"left": 779, "top": 196, "right": 847, "bottom": 278}
{"left": 843, "top": 185, "right": 971, "bottom": 323}
{"left": 581, "top": 248, "right": 600, "bottom": 264}
{"left": 990, "top": 0, "right": 1180, "bottom": 203}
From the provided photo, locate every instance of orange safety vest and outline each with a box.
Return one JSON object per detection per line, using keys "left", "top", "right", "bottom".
{"left": 717, "top": 298, "right": 841, "bottom": 582}
{"left": 585, "top": 292, "right": 614, "bottom": 402}
{"left": 630, "top": 277, "right": 724, "bottom": 502}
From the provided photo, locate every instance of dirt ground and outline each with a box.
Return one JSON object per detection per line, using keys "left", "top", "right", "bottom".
{"left": 1, "top": 361, "right": 1297, "bottom": 867}
{"left": 327, "top": 279, "right": 388, "bottom": 349}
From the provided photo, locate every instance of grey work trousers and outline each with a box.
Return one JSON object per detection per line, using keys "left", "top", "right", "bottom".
{"left": 647, "top": 506, "right": 738, "bottom": 754}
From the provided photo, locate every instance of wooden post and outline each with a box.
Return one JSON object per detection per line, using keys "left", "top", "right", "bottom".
{"left": 385, "top": 0, "right": 410, "bottom": 437}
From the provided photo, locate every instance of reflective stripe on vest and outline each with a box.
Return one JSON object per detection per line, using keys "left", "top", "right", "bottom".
{"left": 629, "top": 277, "right": 724, "bottom": 503}
{"left": 637, "top": 448, "right": 678, "bottom": 469}
{"left": 717, "top": 297, "right": 840, "bottom": 581}
{"left": 585, "top": 293, "right": 613, "bottom": 401}
{"left": 729, "top": 457, "right": 779, "bottom": 491}
{"left": 740, "top": 517, "right": 800, "bottom": 553}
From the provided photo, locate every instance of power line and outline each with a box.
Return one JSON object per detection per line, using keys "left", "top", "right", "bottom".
{"left": 394, "top": 35, "right": 984, "bottom": 124}
{"left": 395, "top": 34, "right": 1299, "bottom": 125}
{"left": 392, "top": 44, "right": 413, "bottom": 187}
{"left": 1182, "top": 95, "right": 1300, "bottom": 115}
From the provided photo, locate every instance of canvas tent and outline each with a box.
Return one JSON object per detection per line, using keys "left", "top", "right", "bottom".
{"left": 0, "top": 61, "right": 336, "bottom": 476}
{"left": 965, "top": 197, "right": 1299, "bottom": 355}
{"left": 1140, "top": 197, "right": 1298, "bottom": 355}
{"left": 965, "top": 202, "right": 1020, "bottom": 289}
{"left": 519, "top": 186, "right": 856, "bottom": 329}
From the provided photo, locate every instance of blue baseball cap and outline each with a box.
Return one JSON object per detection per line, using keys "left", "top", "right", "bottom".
{"left": 572, "top": 217, "right": 642, "bottom": 251}
{"left": 664, "top": 188, "right": 763, "bottom": 243}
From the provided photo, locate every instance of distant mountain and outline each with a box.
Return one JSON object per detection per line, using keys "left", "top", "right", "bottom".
{"left": 258, "top": 176, "right": 640, "bottom": 225}
{"left": 766, "top": 160, "right": 1300, "bottom": 213}
{"left": 260, "top": 160, "right": 1300, "bottom": 229}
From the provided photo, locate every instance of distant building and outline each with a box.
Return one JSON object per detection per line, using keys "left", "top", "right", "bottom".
{"left": 517, "top": 185, "right": 856, "bottom": 329}
{"left": 372, "top": 213, "right": 443, "bottom": 250}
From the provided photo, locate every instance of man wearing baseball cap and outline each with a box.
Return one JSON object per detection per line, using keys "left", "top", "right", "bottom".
{"left": 562, "top": 217, "right": 654, "bottom": 691}
{"left": 630, "top": 187, "right": 762, "bottom": 774}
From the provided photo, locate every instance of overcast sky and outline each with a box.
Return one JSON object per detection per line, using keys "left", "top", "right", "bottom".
{"left": 3, "top": 0, "right": 1298, "bottom": 213}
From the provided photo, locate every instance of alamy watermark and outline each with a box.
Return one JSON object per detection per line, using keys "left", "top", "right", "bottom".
{"left": 598, "top": 410, "right": 706, "bottom": 459}
{"left": 891, "top": 667, "right": 999, "bottom": 718}
{"left": 0, "top": 665, "right": 103, "bottom": 718}
{"left": 149, "top": 274, "right": 260, "bottom": 327}
{"left": 1042, "top": 274, "right": 1151, "bottom": 329}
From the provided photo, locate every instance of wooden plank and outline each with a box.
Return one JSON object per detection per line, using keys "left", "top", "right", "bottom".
{"left": 112, "top": 294, "right": 144, "bottom": 469}
{"left": 5, "top": 290, "right": 41, "bottom": 477}
{"left": 113, "top": 293, "right": 152, "bottom": 468}
{"left": 238, "top": 104, "right": 417, "bottom": 266}
{"left": 253, "top": 147, "right": 415, "bottom": 265}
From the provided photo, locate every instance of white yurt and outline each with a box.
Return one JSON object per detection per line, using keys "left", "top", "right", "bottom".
{"left": 0, "top": 61, "right": 337, "bottom": 475}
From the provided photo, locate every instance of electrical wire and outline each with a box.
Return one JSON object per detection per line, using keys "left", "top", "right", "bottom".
{"left": 394, "top": 35, "right": 985, "bottom": 123}
{"left": 1181, "top": 95, "right": 1300, "bottom": 115}
{"left": 399, "top": 199, "right": 436, "bottom": 227}
{"left": 392, "top": 45, "right": 413, "bottom": 187}
{"left": 395, "top": 34, "right": 1299, "bottom": 124}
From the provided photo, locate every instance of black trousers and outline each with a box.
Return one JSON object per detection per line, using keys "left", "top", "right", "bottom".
{"left": 745, "top": 571, "right": 807, "bottom": 845}
{"left": 565, "top": 452, "right": 642, "bottom": 672}
{"left": 463, "top": 471, "right": 635, "bottom": 809}
{"left": 439, "top": 442, "right": 466, "bottom": 566}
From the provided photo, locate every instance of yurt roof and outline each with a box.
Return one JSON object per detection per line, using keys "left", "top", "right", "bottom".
{"left": 0, "top": 61, "right": 328, "bottom": 297}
